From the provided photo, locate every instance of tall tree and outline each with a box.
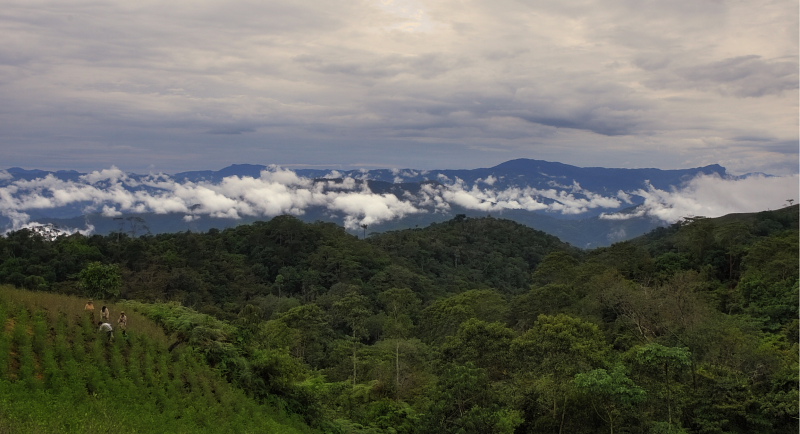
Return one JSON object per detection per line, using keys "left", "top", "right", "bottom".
{"left": 627, "top": 343, "right": 691, "bottom": 432}
{"left": 573, "top": 365, "right": 646, "bottom": 434}
{"left": 511, "top": 314, "right": 611, "bottom": 433}
{"left": 419, "top": 289, "right": 509, "bottom": 343}
{"left": 441, "top": 318, "right": 515, "bottom": 380}
{"left": 332, "top": 291, "right": 372, "bottom": 387}
{"left": 78, "top": 261, "right": 122, "bottom": 299}
{"left": 378, "top": 287, "right": 421, "bottom": 396}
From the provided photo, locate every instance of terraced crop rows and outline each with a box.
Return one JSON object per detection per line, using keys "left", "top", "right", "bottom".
{"left": 0, "top": 289, "right": 315, "bottom": 434}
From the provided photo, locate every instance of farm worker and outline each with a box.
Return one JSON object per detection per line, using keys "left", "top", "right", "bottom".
{"left": 98, "top": 321, "right": 114, "bottom": 342}
{"left": 101, "top": 305, "right": 110, "bottom": 321}
{"left": 118, "top": 311, "right": 128, "bottom": 337}
{"left": 84, "top": 300, "right": 95, "bottom": 320}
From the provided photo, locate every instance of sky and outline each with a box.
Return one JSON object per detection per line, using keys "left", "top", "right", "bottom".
{"left": 0, "top": 0, "right": 797, "bottom": 176}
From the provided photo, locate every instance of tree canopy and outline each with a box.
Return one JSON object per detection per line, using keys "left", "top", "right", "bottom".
{"left": 0, "top": 206, "right": 797, "bottom": 433}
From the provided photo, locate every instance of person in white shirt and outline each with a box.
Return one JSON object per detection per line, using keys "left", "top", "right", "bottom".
{"left": 98, "top": 321, "right": 113, "bottom": 342}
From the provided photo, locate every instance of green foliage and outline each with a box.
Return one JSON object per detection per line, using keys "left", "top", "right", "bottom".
{"left": 573, "top": 365, "right": 646, "bottom": 433}
{"left": 531, "top": 250, "right": 581, "bottom": 285}
{"left": 440, "top": 318, "right": 514, "bottom": 379}
{"left": 626, "top": 343, "right": 692, "bottom": 432}
{"left": 0, "top": 290, "right": 318, "bottom": 433}
{"left": 275, "top": 304, "right": 331, "bottom": 367}
{"left": 513, "top": 313, "right": 610, "bottom": 376}
{"left": 511, "top": 283, "right": 578, "bottom": 329}
{"left": 370, "top": 216, "right": 576, "bottom": 296}
{"left": 628, "top": 343, "right": 691, "bottom": 378}
{"left": 0, "top": 208, "right": 796, "bottom": 433}
{"left": 574, "top": 365, "right": 646, "bottom": 405}
{"left": 79, "top": 261, "right": 123, "bottom": 299}
{"left": 419, "top": 289, "right": 509, "bottom": 343}
{"left": 735, "top": 231, "right": 799, "bottom": 331}
{"left": 419, "top": 363, "right": 522, "bottom": 434}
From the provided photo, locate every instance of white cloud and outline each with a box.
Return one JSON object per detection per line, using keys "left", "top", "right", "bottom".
{"left": 332, "top": 191, "right": 421, "bottom": 229}
{"left": 0, "top": 167, "right": 797, "bottom": 236}
{"left": 601, "top": 173, "right": 799, "bottom": 223}
{"left": 101, "top": 205, "right": 122, "bottom": 217}
{"left": 81, "top": 167, "right": 129, "bottom": 185}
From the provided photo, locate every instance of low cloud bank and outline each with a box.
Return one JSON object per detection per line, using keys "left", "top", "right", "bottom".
{"left": 600, "top": 173, "right": 799, "bottom": 222}
{"left": 0, "top": 167, "right": 796, "bottom": 235}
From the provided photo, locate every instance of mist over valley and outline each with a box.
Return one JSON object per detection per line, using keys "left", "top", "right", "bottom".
{"left": 2, "top": 158, "right": 796, "bottom": 247}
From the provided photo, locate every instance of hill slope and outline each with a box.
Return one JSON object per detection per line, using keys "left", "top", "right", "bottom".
{"left": 0, "top": 207, "right": 796, "bottom": 433}
{"left": 0, "top": 287, "right": 317, "bottom": 434}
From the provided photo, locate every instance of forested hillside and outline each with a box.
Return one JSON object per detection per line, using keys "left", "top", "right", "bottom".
{"left": 0, "top": 287, "right": 318, "bottom": 433}
{"left": 0, "top": 207, "right": 797, "bottom": 433}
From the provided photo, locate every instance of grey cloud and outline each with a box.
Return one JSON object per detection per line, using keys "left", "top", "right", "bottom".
{"left": 732, "top": 135, "right": 778, "bottom": 143}
{"left": 0, "top": 0, "right": 796, "bottom": 176}
{"left": 677, "top": 55, "right": 799, "bottom": 97}
{"left": 480, "top": 48, "right": 529, "bottom": 62}
{"left": 177, "top": 1, "right": 357, "bottom": 35}
{"left": 206, "top": 127, "right": 257, "bottom": 135}
{"left": 504, "top": 96, "right": 650, "bottom": 137}
{"left": 359, "top": 78, "right": 650, "bottom": 139}
{"left": 639, "top": 55, "right": 799, "bottom": 98}
{"left": 731, "top": 137, "right": 799, "bottom": 154}
{"left": 408, "top": 53, "right": 469, "bottom": 79}
{"left": 293, "top": 51, "right": 464, "bottom": 82}
{"left": 764, "top": 140, "right": 800, "bottom": 155}
{"left": 633, "top": 54, "right": 671, "bottom": 71}
{"left": 513, "top": 113, "right": 632, "bottom": 137}
{"left": 293, "top": 54, "right": 407, "bottom": 80}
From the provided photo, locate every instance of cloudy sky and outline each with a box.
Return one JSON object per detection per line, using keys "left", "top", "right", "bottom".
{"left": 1, "top": 0, "right": 797, "bottom": 176}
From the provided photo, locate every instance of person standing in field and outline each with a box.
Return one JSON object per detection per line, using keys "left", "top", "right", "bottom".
{"left": 118, "top": 311, "right": 128, "bottom": 337}
{"left": 84, "top": 300, "right": 95, "bottom": 321}
{"left": 101, "top": 305, "right": 110, "bottom": 322}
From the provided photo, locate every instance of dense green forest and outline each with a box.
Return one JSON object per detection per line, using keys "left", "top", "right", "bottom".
{"left": 0, "top": 206, "right": 797, "bottom": 433}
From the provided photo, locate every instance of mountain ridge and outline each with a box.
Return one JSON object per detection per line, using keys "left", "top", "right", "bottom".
{"left": 0, "top": 159, "right": 742, "bottom": 248}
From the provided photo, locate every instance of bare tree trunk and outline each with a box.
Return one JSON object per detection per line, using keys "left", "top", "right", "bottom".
{"left": 395, "top": 340, "right": 400, "bottom": 399}
{"left": 352, "top": 330, "right": 357, "bottom": 388}
{"left": 558, "top": 395, "right": 568, "bottom": 434}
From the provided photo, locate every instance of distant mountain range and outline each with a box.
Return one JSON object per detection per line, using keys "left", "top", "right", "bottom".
{"left": 0, "top": 159, "right": 732, "bottom": 248}
{"left": 173, "top": 159, "right": 727, "bottom": 201}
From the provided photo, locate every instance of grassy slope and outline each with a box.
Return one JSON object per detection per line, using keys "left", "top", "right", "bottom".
{"left": 0, "top": 286, "right": 317, "bottom": 434}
